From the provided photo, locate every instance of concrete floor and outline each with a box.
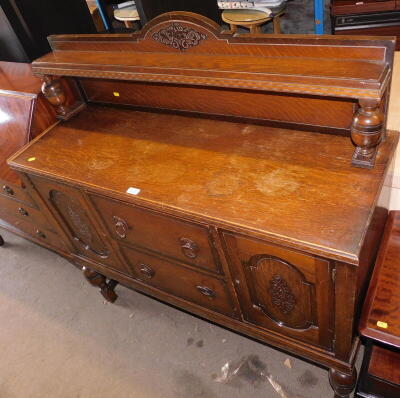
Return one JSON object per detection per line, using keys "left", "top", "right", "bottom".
{"left": 0, "top": 230, "right": 362, "bottom": 398}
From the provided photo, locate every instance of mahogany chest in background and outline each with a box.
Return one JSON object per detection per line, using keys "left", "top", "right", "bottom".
{"left": 356, "top": 211, "right": 400, "bottom": 397}
{"left": 0, "top": 61, "right": 81, "bottom": 253}
{"left": 332, "top": 0, "right": 400, "bottom": 49}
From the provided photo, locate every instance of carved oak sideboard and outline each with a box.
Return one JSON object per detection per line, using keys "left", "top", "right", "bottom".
{"left": 3, "top": 12, "right": 399, "bottom": 398}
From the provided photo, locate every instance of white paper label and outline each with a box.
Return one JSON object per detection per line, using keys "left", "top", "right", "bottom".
{"left": 126, "top": 187, "right": 141, "bottom": 195}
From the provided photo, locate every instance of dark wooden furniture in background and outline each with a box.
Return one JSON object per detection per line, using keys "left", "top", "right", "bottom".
{"left": 356, "top": 211, "right": 400, "bottom": 397}
{"left": 0, "top": 61, "right": 81, "bottom": 253}
{"left": 0, "top": 0, "right": 96, "bottom": 62}
{"left": 2, "top": 12, "right": 398, "bottom": 397}
{"left": 331, "top": 0, "right": 400, "bottom": 49}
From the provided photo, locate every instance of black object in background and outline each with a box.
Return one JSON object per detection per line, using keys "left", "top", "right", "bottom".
{"left": 0, "top": 0, "right": 96, "bottom": 62}
{"left": 135, "top": 0, "right": 222, "bottom": 25}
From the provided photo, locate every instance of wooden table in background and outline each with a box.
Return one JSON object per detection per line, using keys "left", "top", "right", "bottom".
{"left": 357, "top": 211, "right": 400, "bottom": 398}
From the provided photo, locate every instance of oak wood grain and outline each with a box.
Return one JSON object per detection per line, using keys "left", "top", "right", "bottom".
{"left": 8, "top": 105, "right": 398, "bottom": 264}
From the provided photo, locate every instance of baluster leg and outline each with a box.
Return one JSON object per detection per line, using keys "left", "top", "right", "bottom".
{"left": 351, "top": 98, "right": 383, "bottom": 168}
{"left": 329, "top": 368, "right": 357, "bottom": 398}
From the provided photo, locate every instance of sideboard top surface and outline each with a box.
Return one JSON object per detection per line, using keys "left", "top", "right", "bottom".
{"left": 9, "top": 105, "right": 398, "bottom": 264}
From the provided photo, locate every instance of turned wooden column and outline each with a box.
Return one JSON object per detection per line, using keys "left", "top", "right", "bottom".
{"left": 329, "top": 368, "right": 357, "bottom": 398}
{"left": 42, "top": 75, "right": 68, "bottom": 118}
{"left": 351, "top": 98, "right": 383, "bottom": 168}
{"left": 82, "top": 266, "right": 119, "bottom": 303}
{"left": 41, "top": 75, "right": 85, "bottom": 120}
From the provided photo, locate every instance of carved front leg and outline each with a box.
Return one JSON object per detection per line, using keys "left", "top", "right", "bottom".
{"left": 351, "top": 98, "right": 383, "bottom": 168}
{"left": 329, "top": 368, "right": 357, "bottom": 398}
{"left": 42, "top": 75, "right": 85, "bottom": 120}
{"left": 82, "top": 266, "right": 119, "bottom": 303}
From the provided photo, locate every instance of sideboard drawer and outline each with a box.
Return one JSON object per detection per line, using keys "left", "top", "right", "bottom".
{"left": 90, "top": 194, "right": 220, "bottom": 273}
{"left": 120, "top": 245, "right": 235, "bottom": 317}
{"left": 0, "top": 179, "right": 35, "bottom": 206}
{"left": 0, "top": 209, "right": 66, "bottom": 252}
{"left": 0, "top": 195, "right": 56, "bottom": 232}
{"left": 222, "top": 232, "right": 335, "bottom": 350}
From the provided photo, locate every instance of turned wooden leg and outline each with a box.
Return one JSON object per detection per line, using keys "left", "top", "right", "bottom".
{"left": 124, "top": 20, "right": 133, "bottom": 29}
{"left": 250, "top": 24, "right": 262, "bottom": 34}
{"left": 0, "top": 234, "right": 4, "bottom": 246}
{"left": 229, "top": 24, "right": 238, "bottom": 33}
{"left": 329, "top": 368, "right": 357, "bottom": 398}
{"left": 82, "top": 266, "right": 119, "bottom": 303}
{"left": 273, "top": 16, "right": 281, "bottom": 34}
{"left": 351, "top": 98, "right": 383, "bottom": 168}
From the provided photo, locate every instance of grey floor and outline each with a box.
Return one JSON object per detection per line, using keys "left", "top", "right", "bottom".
{"left": 0, "top": 230, "right": 361, "bottom": 398}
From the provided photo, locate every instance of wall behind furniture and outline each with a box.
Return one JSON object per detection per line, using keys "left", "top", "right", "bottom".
{"left": 387, "top": 52, "right": 400, "bottom": 209}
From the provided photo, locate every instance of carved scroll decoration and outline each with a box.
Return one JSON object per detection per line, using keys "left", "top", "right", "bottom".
{"left": 269, "top": 274, "right": 296, "bottom": 314}
{"left": 152, "top": 23, "right": 207, "bottom": 51}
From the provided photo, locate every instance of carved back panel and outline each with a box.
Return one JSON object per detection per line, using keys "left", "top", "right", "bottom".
{"left": 32, "top": 12, "right": 394, "bottom": 137}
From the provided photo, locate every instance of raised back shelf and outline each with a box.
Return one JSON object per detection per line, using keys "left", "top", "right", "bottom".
{"left": 31, "top": 11, "right": 397, "bottom": 168}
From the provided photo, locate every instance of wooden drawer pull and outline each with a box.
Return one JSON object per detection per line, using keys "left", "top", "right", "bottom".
{"left": 18, "top": 207, "right": 29, "bottom": 216}
{"left": 36, "top": 230, "right": 46, "bottom": 239}
{"left": 3, "top": 185, "right": 14, "bottom": 196}
{"left": 113, "top": 216, "right": 128, "bottom": 239}
{"left": 196, "top": 285, "right": 215, "bottom": 297}
{"left": 180, "top": 237, "right": 199, "bottom": 259}
{"left": 138, "top": 263, "right": 155, "bottom": 279}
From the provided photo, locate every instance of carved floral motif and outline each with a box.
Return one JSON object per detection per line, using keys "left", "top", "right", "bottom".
{"left": 152, "top": 23, "right": 207, "bottom": 51}
{"left": 269, "top": 274, "right": 296, "bottom": 314}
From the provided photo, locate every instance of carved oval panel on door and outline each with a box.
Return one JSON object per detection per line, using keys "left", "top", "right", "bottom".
{"left": 222, "top": 232, "right": 335, "bottom": 350}
{"left": 245, "top": 254, "right": 315, "bottom": 329}
{"left": 49, "top": 189, "right": 110, "bottom": 258}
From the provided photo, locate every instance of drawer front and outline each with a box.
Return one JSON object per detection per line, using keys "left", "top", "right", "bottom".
{"left": 90, "top": 194, "right": 220, "bottom": 273}
{"left": 29, "top": 176, "right": 125, "bottom": 272}
{"left": 0, "top": 209, "right": 67, "bottom": 252}
{"left": 222, "top": 232, "right": 335, "bottom": 350}
{"left": 0, "top": 194, "right": 56, "bottom": 232}
{"left": 0, "top": 179, "right": 35, "bottom": 206}
{"left": 121, "top": 245, "right": 235, "bottom": 317}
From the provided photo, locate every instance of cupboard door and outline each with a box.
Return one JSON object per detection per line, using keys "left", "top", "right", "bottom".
{"left": 29, "top": 176, "right": 127, "bottom": 273}
{"left": 222, "top": 232, "right": 335, "bottom": 350}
